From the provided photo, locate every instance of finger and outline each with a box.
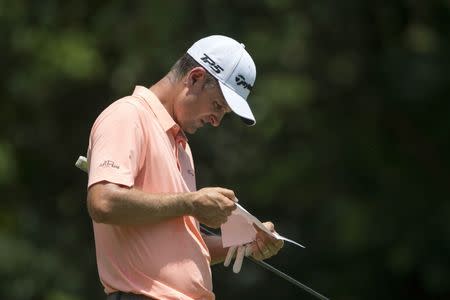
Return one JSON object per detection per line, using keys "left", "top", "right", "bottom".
{"left": 215, "top": 187, "right": 236, "bottom": 201}
{"left": 257, "top": 233, "right": 284, "bottom": 255}
{"left": 263, "top": 221, "right": 275, "bottom": 232}
{"left": 251, "top": 238, "right": 265, "bottom": 260}
{"left": 250, "top": 244, "right": 262, "bottom": 260}
{"left": 233, "top": 246, "right": 245, "bottom": 273}
{"left": 223, "top": 200, "right": 237, "bottom": 212}
{"left": 215, "top": 193, "right": 237, "bottom": 211}
{"left": 245, "top": 244, "right": 253, "bottom": 257}
{"left": 253, "top": 224, "right": 278, "bottom": 242}
{"left": 224, "top": 246, "right": 237, "bottom": 267}
{"left": 253, "top": 223, "right": 274, "bottom": 235}
{"left": 275, "top": 239, "right": 284, "bottom": 250}
{"left": 207, "top": 214, "right": 228, "bottom": 228}
{"left": 256, "top": 237, "right": 281, "bottom": 260}
{"left": 257, "top": 238, "right": 271, "bottom": 257}
{"left": 216, "top": 215, "right": 229, "bottom": 226}
{"left": 264, "top": 240, "right": 281, "bottom": 256}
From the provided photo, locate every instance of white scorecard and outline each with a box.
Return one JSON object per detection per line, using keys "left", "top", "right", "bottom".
{"left": 221, "top": 201, "right": 305, "bottom": 249}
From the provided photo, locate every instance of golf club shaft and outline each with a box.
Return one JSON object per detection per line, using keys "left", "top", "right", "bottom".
{"left": 248, "top": 257, "right": 329, "bottom": 300}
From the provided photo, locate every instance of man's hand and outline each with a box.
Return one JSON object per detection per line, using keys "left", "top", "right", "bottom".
{"left": 190, "top": 187, "right": 237, "bottom": 228}
{"left": 248, "top": 222, "right": 284, "bottom": 260}
{"left": 223, "top": 221, "right": 284, "bottom": 273}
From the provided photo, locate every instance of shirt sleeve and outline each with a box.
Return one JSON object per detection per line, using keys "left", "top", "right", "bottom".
{"left": 87, "top": 101, "right": 145, "bottom": 188}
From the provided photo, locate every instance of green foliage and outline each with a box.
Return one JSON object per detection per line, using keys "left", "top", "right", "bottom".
{"left": 1, "top": 1, "right": 449, "bottom": 299}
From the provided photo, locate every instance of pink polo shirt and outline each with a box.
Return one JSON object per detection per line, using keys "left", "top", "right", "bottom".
{"left": 86, "top": 86, "right": 214, "bottom": 300}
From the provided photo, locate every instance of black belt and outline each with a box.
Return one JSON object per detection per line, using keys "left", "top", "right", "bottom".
{"left": 106, "top": 292, "right": 156, "bottom": 300}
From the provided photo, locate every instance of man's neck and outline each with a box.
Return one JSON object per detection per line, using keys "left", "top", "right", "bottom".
{"left": 149, "top": 73, "right": 182, "bottom": 119}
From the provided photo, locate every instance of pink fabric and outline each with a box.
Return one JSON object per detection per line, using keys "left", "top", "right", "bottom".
{"left": 87, "top": 86, "right": 214, "bottom": 300}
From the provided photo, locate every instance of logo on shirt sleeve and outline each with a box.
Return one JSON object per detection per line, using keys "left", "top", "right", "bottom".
{"left": 98, "top": 160, "right": 120, "bottom": 169}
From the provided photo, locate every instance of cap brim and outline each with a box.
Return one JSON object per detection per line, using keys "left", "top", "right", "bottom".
{"left": 218, "top": 81, "right": 256, "bottom": 126}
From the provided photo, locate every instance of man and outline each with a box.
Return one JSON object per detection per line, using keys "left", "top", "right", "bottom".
{"left": 86, "top": 35, "right": 284, "bottom": 300}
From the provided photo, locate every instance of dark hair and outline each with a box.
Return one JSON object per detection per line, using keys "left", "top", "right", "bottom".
{"left": 170, "top": 53, "right": 217, "bottom": 87}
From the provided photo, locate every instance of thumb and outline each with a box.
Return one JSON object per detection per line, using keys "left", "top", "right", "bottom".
{"left": 263, "top": 221, "right": 275, "bottom": 232}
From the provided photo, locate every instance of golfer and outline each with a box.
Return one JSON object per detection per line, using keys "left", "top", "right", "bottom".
{"left": 86, "top": 35, "right": 284, "bottom": 300}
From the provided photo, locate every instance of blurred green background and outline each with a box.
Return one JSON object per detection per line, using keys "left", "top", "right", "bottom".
{"left": 1, "top": 0, "right": 449, "bottom": 299}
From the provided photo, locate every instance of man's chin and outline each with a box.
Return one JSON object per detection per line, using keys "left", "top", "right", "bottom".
{"left": 181, "top": 122, "right": 203, "bottom": 134}
{"left": 185, "top": 127, "right": 198, "bottom": 134}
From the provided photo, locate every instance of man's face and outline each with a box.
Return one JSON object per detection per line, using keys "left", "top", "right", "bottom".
{"left": 175, "top": 69, "right": 231, "bottom": 134}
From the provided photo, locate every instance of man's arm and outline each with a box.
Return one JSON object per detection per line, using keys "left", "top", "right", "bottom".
{"left": 203, "top": 234, "right": 230, "bottom": 265}
{"left": 87, "top": 182, "right": 237, "bottom": 228}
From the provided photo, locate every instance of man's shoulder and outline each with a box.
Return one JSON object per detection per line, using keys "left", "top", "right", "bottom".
{"left": 111, "top": 95, "right": 145, "bottom": 112}
{"left": 99, "top": 95, "right": 152, "bottom": 120}
{"left": 90, "top": 98, "right": 142, "bottom": 133}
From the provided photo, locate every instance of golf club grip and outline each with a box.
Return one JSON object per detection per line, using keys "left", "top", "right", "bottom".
{"left": 75, "top": 156, "right": 88, "bottom": 173}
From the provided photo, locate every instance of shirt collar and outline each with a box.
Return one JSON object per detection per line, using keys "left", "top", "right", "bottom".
{"left": 132, "top": 86, "right": 188, "bottom": 147}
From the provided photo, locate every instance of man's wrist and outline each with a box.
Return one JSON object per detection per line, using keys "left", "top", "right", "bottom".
{"left": 179, "top": 191, "right": 196, "bottom": 217}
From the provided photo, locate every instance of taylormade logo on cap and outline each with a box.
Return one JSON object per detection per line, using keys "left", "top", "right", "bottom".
{"left": 187, "top": 35, "right": 257, "bottom": 125}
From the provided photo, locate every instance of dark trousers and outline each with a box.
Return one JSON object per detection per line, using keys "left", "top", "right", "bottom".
{"left": 107, "top": 292, "right": 156, "bottom": 300}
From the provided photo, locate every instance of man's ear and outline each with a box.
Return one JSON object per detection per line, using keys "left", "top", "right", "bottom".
{"left": 187, "top": 67, "right": 207, "bottom": 87}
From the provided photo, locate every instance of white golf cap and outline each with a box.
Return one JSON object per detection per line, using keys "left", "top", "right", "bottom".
{"left": 187, "top": 35, "right": 256, "bottom": 125}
